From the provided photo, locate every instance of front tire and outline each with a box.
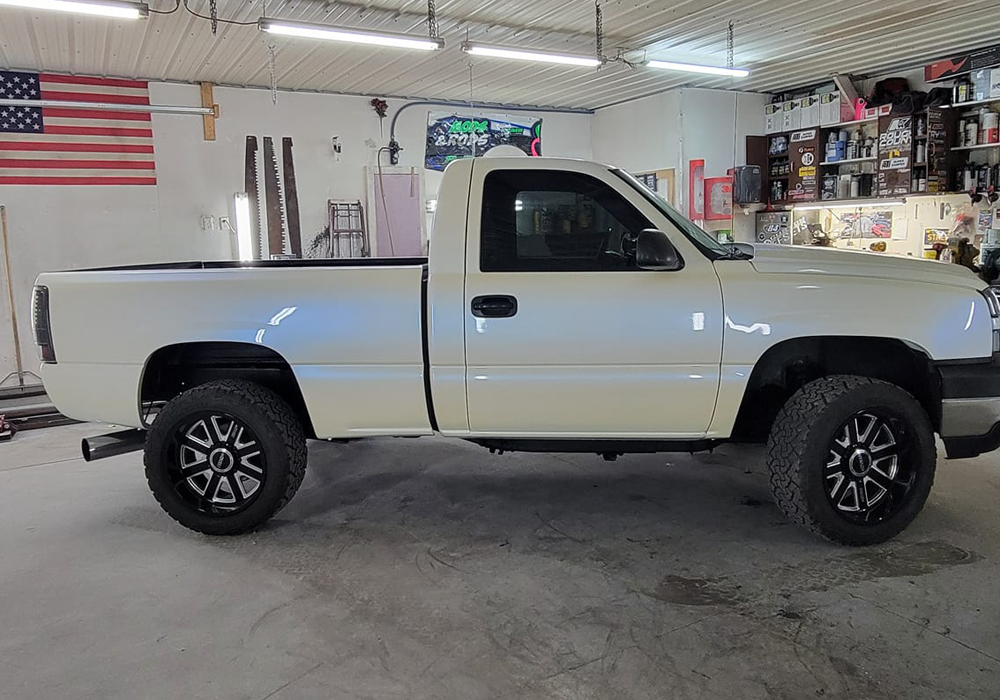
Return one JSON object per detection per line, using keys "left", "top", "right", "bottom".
{"left": 766, "top": 375, "right": 936, "bottom": 546}
{"left": 144, "top": 380, "right": 307, "bottom": 535}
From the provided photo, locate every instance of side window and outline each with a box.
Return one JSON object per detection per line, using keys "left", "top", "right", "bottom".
{"left": 480, "top": 170, "right": 654, "bottom": 272}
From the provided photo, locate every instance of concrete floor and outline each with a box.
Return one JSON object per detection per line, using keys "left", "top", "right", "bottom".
{"left": 1, "top": 423, "right": 999, "bottom": 700}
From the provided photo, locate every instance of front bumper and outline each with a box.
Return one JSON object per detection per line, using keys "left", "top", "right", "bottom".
{"left": 939, "top": 355, "right": 1000, "bottom": 458}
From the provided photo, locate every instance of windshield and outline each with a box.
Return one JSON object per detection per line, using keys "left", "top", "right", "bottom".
{"left": 612, "top": 169, "right": 730, "bottom": 259}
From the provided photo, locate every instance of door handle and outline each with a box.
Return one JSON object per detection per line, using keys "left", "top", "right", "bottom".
{"left": 471, "top": 295, "right": 518, "bottom": 318}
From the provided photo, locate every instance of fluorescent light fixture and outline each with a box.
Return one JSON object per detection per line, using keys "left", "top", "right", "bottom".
{"left": 646, "top": 59, "right": 749, "bottom": 78}
{"left": 793, "top": 199, "right": 905, "bottom": 211}
{"left": 462, "top": 41, "right": 601, "bottom": 67}
{"left": 0, "top": 0, "right": 147, "bottom": 18}
{"left": 233, "top": 192, "right": 254, "bottom": 262}
{"left": 259, "top": 18, "right": 444, "bottom": 51}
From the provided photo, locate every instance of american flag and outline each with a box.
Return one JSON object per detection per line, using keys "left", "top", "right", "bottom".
{"left": 0, "top": 71, "right": 156, "bottom": 186}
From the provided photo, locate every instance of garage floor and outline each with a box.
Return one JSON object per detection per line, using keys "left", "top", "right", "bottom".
{"left": 2, "top": 423, "right": 998, "bottom": 700}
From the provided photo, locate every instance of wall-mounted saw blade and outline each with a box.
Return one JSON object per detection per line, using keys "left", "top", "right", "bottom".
{"left": 282, "top": 137, "right": 302, "bottom": 258}
{"left": 243, "top": 136, "right": 262, "bottom": 259}
{"left": 262, "top": 136, "right": 287, "bottom": 258}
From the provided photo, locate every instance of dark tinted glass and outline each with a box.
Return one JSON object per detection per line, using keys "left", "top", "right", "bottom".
{"left": 480, "top": 170, "right": 654, "bottom": 272}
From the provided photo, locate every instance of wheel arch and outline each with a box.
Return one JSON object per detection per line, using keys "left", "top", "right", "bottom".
{"left": 138, "top": 341, "right": 316, "bottom": 438}
{"left": 731, "top": 335, "right": 940, "bottom": 442}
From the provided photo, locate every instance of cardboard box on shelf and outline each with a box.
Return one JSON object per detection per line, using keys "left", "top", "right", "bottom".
{"left": 971, "top": 69, "right": 992, "bottom": 101}
{"left": 782, "top": 100, "right": 800, "bottom": 131}
{"left": 799, "top": 95, "right": 820, "bottom": 128}
{"left": 991, "top": 68, "right": 1000, "bottom": 98}
{"left": 820, "top": 91, "right": 853, "bottom": 125}
{"left": 863, "top": 104, "right": 893, "bottom": 120}
{"left": 765, "top": 103, "right": 782, "bottom": 134}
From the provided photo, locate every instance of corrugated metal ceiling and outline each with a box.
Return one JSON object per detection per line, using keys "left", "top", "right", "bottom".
{"left": 0, "top": 0, "right": 996, "bottom": 109}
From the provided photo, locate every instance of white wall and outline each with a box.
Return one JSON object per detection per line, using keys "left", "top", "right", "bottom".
{"left": 592, "top": 91, "right": 682, "bottom": 197}
{"left": 0, "top": 83, "right": 592, "bottom": 378}
{"left": 592, "top": 88, "right": 768, "bottom": 240}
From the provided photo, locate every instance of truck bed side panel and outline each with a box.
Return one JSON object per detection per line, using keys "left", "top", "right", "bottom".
{"left": 37, "top": 265, "right": 432, "bottom": 437}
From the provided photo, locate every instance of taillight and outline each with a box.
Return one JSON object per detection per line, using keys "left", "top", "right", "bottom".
{"left": 31, "top": 285, "right": 56, "bottom": 363}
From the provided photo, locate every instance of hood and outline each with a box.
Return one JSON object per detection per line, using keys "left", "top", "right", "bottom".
{"left": 745, "top": 244, "right": 985, "bottom": 291}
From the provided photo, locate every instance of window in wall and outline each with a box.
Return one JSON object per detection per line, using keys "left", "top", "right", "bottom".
{"left": 480, "top": 170, "right": 654, "bottom": 272}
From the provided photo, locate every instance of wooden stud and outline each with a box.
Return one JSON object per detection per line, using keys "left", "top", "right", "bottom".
{"left": 200, "top": 82, "right": 218, "bottom": 141}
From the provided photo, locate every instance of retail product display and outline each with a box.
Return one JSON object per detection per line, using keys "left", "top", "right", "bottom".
{"left": 752, "top": 56, "right": 1000, "bottom": 207}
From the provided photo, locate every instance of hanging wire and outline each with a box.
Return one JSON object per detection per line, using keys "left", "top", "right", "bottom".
{"left": 595, "top": 0, "right": 604, "bottom": 64}
{"left": 727, "top": 20, "right": 735, "bottom": 70}
{"left": 179, "top": 0, "right": 256, "bottom": 25}
{"left": 468, "top": 61, "right": 476, "bottom": 157}
{"left": 209, "top": 0, "right": 218, "bottom": 34}
{"left": 148, "top": 0, "right": 180, "bottom": 15}
{"left": 268, "top": 43, "right": 277, "bottom": 105}
{"left": 427, "top": 0, "right": 438, "bottom": 39}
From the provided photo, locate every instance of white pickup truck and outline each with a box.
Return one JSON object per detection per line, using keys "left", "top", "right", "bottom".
{"left": 32, "top": 157, "right": 1000, "bottom": 545}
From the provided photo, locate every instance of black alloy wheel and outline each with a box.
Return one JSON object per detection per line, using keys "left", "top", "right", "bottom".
{"left": 823, "top": 410, "right": 915, "bottom": 524}
{"left": 767, "top": 375, "right": 936, "bottom": 545}
{"left": 144, "top": 380, "right": 307, "bottom": 535}
{"left": 165, "top": 411, "right": 268, "bottom": 515}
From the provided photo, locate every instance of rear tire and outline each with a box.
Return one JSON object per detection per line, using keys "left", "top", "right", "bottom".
{"left": 766, "top": 375, "right": 936, "bottom": 546}
{"left": 144, "top": 380, "right": 307, "bottom": 535}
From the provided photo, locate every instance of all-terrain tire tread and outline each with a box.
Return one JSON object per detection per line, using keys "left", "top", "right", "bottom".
{"left": 766, "top": 375, "right": 900, "bottom": 544}
{"left": 144, "top": 379, "right": 307, "bottom": 535}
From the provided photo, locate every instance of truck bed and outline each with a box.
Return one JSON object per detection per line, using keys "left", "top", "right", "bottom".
{"left": 37, "top": 260, "right": 434, "bottom": 438}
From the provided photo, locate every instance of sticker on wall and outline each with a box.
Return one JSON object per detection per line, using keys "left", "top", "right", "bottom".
{"left": 424, "top": 112, "right": 542, "bottom": 171}
{"left": 688, "top": 159, "right": 705, "bottom": 220}
{"left": 704, "top": 177, "right": 733, "bottom": 220}
{"left": 839, "top": 210, "right": 893, "bottom": 239}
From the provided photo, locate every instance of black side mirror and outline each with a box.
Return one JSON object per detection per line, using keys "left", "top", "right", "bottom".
{"left": 636, "top": 229, "right": 683, "bottom": 271}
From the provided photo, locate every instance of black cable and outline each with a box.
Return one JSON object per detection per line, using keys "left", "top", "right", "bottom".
{"left": 148, "top": 0, "right": 180, "bottom": 14}
{"left": 181, "top": 0, "right": 258, "bottom": 26}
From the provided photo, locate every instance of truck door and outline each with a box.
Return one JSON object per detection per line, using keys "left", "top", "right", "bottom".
{"left": 462, "top": 161, "right": 724, "bottom": 438}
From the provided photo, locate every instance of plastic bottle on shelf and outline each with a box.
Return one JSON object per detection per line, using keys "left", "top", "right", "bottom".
{"left": 982, "top": 109, "right": 999, "bottom": 144}
{"left": 956, "top": 79, "right": 971, "bottom": 104}
{"left": 846, "top": 137, "right": 858, "bottom": 160}
{"left": 826, "top": 132, "right": 838, "bottom": 162}
{"left": 966, "top": 120, "right": 979, "bottom": 146}
{"left": 838, "top": 174, "right": 851, "bottom": 199}
{"left": 958, "top": 119, "right": 967, "bottom": 147}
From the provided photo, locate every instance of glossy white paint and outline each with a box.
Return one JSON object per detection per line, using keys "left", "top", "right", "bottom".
{"left": 426, "top": 159, "right": 474, "bottom": 433}
{"left": 37, "top": 265, "right": 433, "bottom": 437}
{"left": 35, "top": 158, "right": 994, "bottom": 443}
{"left": 708, "top": 245, "right": 990, "bottom": 437}
{"left": 458, "top": 158, "right": 723, "bottom": 437}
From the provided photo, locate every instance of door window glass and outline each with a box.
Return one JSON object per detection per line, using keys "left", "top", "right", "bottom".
{"left": 480, "top": 170, "right": 654, "bottom": 272}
